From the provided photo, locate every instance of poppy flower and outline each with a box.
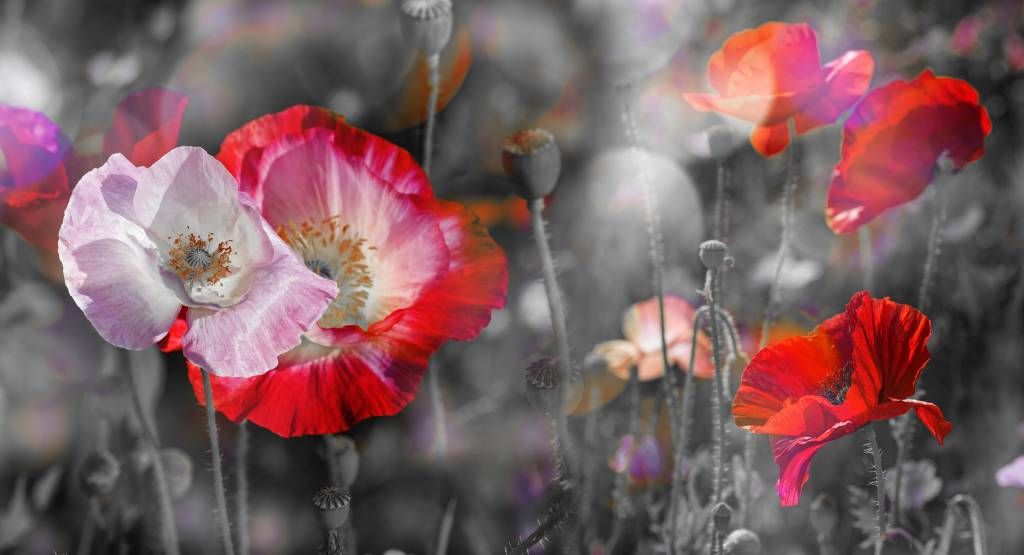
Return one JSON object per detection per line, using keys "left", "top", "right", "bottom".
{"left": 732, "top": 291, "right": 951, "bottom": 506}
{"left": 180, "top": 105, "right": 508, "bottom": 437}
{"left": 590, "top": 295, "right": 713, "bottom": 382}
{"left": 683, "top": 22, "right": 874, "bottom": 157}
{"left": 58, "top": 146, "right": 339, "bottom": 378}
{"left": 0, "top": 88, "right": 189, "bottom": 253}
{"left": 826, "top": 70, "right": 991, "bottom": 234}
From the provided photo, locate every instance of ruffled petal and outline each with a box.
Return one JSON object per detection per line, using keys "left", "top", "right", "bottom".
{"left": 593, "top": 340, "right": 642, "bottom": 380}
{"left": 58, "top": 155, "right": 182, "bottom": 349}
{"left": 103, "top": 88, "right": 189, "bottom": 167}
{"left": 772, "top": 419, "right": 859, "bottom": 506}
{"left": 622, "top": 295, "right": 698, "bottom": 354}
{"left": 870, "top": 399, "right": 951, "bottom": 445}
{"left": 794, "top": 50, "right": 874, "bottom": 134}
{"left": 182, "top": 230, "right": 338, "bottom": 378}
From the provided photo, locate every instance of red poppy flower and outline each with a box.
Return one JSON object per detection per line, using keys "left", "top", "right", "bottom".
{"left": 180, "top": 105, "right": 508, "bottom": 437}
{"left": 826, "top": 70, "right": 992, "bottom": 234}
{"left": 683, "top": 22, "right": 874, "bottom": 157}
{"left": 732, "top": 291, "right": 951, "bottom": 506}
{"left": 0, "top": 88, "right": 189, "bottom": 253}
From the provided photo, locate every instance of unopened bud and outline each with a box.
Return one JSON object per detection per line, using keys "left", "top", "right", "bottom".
{"left": 399, "top": 0, "right": 452, "bottom": 57}
{"left": 809, "top": 493, "right": 838, "bottom": 538}
{"left": 502, "top": 128, "right": 561, "bottom": 200}
{"left": 79, "top": 450, "right": 120, "bottom": 498}
{"left": 699, "top": 240, "right": 728, "bottom": 270}
{"left": 723, "top": 528, "right": 762, "bottom": 555}
{"left": 712, "top": 501, "right": 733, "bottom": 533}
{"left": 312, "top": 486, "right": 351, "bottom": 531}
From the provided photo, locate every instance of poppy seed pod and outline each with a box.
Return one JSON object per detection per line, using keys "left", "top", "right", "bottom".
{"left": 706, "top": 125, "right": 734, "bottom": 162}
{"left": 809, "top": 493, "right": 838, "bottom": 538}
{"left": 79, "top": 450, "right": 121, "bottom": 498}
{"left": 399, "top": 0, "right": 453, "bottom": 57}
{"left": 312, "top": 486, "right": 351, "bottom": 531}
{"left": 502, "top": 128, "right": 561, "bottom": 200}
{"left": 712, "top": 502, "right": 733, "bottom": 533}
{"left": 323, "top": 435, "right": 360, "bottom": 488}
{"left": 723, "top": 529, "right": 762, "bottom": 555}
{"left": 699, "top": 240, "right": 728, "bottom": 270}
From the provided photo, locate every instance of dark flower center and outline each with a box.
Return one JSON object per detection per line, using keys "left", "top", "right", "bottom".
{"left": 820, "top": 361, "right": 854, "bottom": 405}
{"left": 185, "top": 246, "right": 213, "bottom": 270}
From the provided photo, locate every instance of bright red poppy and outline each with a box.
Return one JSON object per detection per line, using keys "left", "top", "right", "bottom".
{"left": 683, "top": 22, "right": 874, "bottom": 157}
{"left": 732, "top": 291, "right": 951, "bottom": 506}
{"left": 177, "top": 105, "right": 507, "bottom": 437}
{"left": 826, "top": 70, "right": 991, "bottom": 234}
{"left": 0, "top": 89, "right": 188, "bottom": 253}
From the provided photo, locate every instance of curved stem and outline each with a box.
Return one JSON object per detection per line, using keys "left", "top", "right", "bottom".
{"left": 865, "top": 427, "right": 886, "bottom": 555}
{"left": 423, "top": 54, "right": 441, "bottom": 177}
{"left": 121, "top": 350, "right": 179, "bottom": 555}
{"left": 236, "top": 420, "right": 250, "bottom": 555}
{"left": 202, "top": 369, "right": 237, "bottom": 555}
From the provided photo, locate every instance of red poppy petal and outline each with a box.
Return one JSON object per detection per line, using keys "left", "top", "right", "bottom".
{"left": 750, "top": 122, "right": 791, "bottom": 157}
{"left": 157, "top": 308, "right": 188, "bottom": 353}
{"left": 871, "top": 399, "right": 951, "bottom": 446}
{"left": 794, "top": 50, "right": 874, "bottom": 134}
{"left": 772, "top": 419, "right": 859, "bottom": 506}
{"left": 218, "top": 105, "right": 432, "bottom": 200}
{"left": 103, "top": 88, "right": 189, "bottom": 168}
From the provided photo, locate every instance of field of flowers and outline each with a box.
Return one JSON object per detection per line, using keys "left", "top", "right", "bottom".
{"left": 2, "top": 0, "right": 1023, "bottom": 553}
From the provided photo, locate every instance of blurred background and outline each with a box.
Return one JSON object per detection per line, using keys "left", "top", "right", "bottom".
{"left": 2, "top": 0, "right": 1024, "bottom": 553}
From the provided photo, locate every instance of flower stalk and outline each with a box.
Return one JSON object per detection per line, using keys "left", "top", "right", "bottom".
{"left": 864, "top": 426, "right": 887, "bottom": 555}
{"left": 202, "top": 369, "right": 237, "bottom": 555}
{"left": 236, "top": 420, "right": 250, "bottom": 555}
{"left": 759, "top": 119, "right": 800, "bottom": 351}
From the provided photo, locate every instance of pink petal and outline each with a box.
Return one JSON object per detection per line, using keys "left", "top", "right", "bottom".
{"left": 996, "top": 455, "right": 1024, "bottom": 489}
{"left": 771, "top": 419, "right": 859, "bottom": 506}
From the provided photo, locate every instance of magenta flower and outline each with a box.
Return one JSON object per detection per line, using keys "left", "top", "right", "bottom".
{"left": 58, "top": 147, "right": 338, "bottom": 377}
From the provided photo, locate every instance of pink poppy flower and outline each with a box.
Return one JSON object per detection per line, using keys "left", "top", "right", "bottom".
{"left": 590, "top": 295, "right": 713, "bottom": 382}
{"left": 178, "top": 106, "right": 508, "bottom": 437}
{"left": 58, "top": 147, "right": 338, "bottom": 377}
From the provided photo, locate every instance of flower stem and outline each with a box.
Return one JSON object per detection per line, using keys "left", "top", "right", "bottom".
{"left": 859, "top": 226, "right": 874, "bottom": 292}
{"left": 936, "top": 494, "right": 988, "bottom": 555}
{"left": 433, "top": 498, "right": 456, "bottom": 555}
{"left": 423, "top": 53, "right": 441, "bottom": 177}
{"left": 236, "top": 420, "right": 250, "bottom": 555}
{"left": 706, "top": 270, "right": 727, "bottom": 506}
{"left": 76, "top": 499, "right": 100, "bottom": 555}
{"left": 120, "top": 350, "right": 179, "bottom": 555}
{"left": 918, "top": 182, "right": 947, "bottom": 315}
{"left": 202, "top": 369, "right": 237, "bottom": 555}
{"left": 759, "top": 119, "right": 799, "bottom": 351}
{"left": 864, "top": 426, "right": 886, "bottom": 555}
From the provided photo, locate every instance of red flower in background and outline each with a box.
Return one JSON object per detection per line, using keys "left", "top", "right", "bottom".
{"left": 0, "top": 89, "right": 189, "bottom": 253}
{"left": 683, "top": 21, "right": 874, "bottom": 157}
{"left": 178, "top": 105, "right": 507, "bottom": 437}
{"left": 826, "top": 71, "right": 991, "bottom": 234}
{"left": 733, "top": 291, "right": 951, "bottom": 506}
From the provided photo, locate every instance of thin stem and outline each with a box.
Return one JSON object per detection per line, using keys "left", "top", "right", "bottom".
{"left": 423, "top": 54, "right": 441, "bottom": 177}
{"left": 202, "top": 369, "right": 237, "bottom": 555}
{"left": 508, "top": 499, "right": 569, "bottom": 555}
{"left": 608, "top": 366, "right": 640, "bottom": 550}
{"left": 120, "top": 350, "right": 179, "bottom": 555}
{"left": 759, "top": 119, "right": 800, "bottom": 351}
{"left": 936, "top": 494, "right": 988, "bottom": 555}
{"left": 529, "top": 198, "right": 576, "bottom": 477}
{"left": 714, "top": 161, "right": 727, "bottom": 241}
{"left": 76, "top": 499, "right": 100, "bottom": 555}
{"left": 236, "top": 420, "right": 250, "bottom": 555}
{"left": 918, "top": 183, "right": 947, "bottom": 315}
{"left": 865, "top": 427, "right": 886, "bottom": 555}
{"left": 859, "top": 226, "right": 874, "bottom": 292}
{"left": 428, "top": 369, "right": 448, "bottom": 457}
{"left": 707, "top": 271, "right": 727, "bottom": 506}
{"left": 433, "top": 498, "right": 457, "bottom": 555}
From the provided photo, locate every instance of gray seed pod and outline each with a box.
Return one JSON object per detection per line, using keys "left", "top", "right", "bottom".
{"left": 723, "top": 528, "right": 762, "bottom": 555}
{"left": 502, "top": 128, "right": 561, "bottom": 200}
{"left": 313, "top": 486, "right": 351, "bottom": 531}
{"left": 706, "top": 125, "right": 735, "bottom": 162}
{"left": 399, "top": 0, "right": 453, "bottom": 57}
{"left": 712, "top": 502, "right": 733, "bottom": 533}
{"left": 699, "top": 239, "right": 729, "bottom": 270}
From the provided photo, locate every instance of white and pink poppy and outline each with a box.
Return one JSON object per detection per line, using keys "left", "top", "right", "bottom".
{"left": 58, "top": 146, "right": 339, "bottom": 378}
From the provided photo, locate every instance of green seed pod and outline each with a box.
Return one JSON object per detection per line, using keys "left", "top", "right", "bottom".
{"left": 399, "top": 0, "right": 453, "bottom": 57}
{"left": 712, "top": 502, "right": 733, "bottom": 534}
{"left": 312, "top": 486, "right": 351, "bottom": 531}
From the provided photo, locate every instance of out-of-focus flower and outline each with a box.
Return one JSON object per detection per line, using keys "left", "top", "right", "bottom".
{"left": 886, "top": 459, "right": 942, "bottom": 509}
{"left": 590, "top": 295, "right": 712, "bottom": 382}
{"left": 950, "top": 14, "right": 989, "bottom": 56}
{"left": 0, "top": 88, "right": 189, "bottom": 254}
{"left": 683, "top": 22, "right": 874, "bottom": 157}
{"left": 609, "top": 433, "right": 664, "bottom": 486}
{"left": 733, "top": 291, "right": 951, "bottom": 506}
{"left": 826, "top": 71, "right": 991, "bottom": 234}
{"left": 180, "top": 106, "right": 507, "bottom": 437}
{"left": 58, "top": 146, "right": 338, "bottom": 378}
{"left": 996, "top": 455, "right": 1024, "bottom": 489}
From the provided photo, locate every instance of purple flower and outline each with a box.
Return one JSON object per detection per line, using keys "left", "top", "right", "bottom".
{"left": 996, "top": 455, "right": 1024, "bottom": 489}
{"left": 610, "top": 433, "right": 664, "bottom": 485}
{"left": 58, "top": 147, "right": 338, "bottom": 377}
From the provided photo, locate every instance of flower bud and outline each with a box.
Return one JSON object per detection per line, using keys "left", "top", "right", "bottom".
{"left": 699, "top": 240, "right": 728, "bottom": 270}
{"left": 712, "top": 501, "right": 733, "bottom": 533}
{"left": 706, "top": 125, "right": 734, "bottom": 162}
{"left": 323, "top": 435, "right": 360, "bottom": 488}
{"left": 809, "top": 493, "right": 838, "bottom": 539}
{"left": 399, "top": 0, "right": 452, "bottom": 57}
{"left": 312, "top": 486, "right": 351, "bottom": 531}
{"left": 79, "top": 450, "right": 121, "bottom": 498}
{"left": 502, "top": 128, "right": 561, "bottom": 200}
{"left": 723, "top": 529, "right": 762, "bottom": 555}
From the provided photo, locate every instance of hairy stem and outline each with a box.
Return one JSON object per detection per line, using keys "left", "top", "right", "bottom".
{"left": 707, "top": 271, "right": 728, "bottom": 505}
{"left": 918, "top": 182, "right": 948, "bottom": 314}
{"left": 423, "top": 54, "right": 441, "bottom": 177}
{"left": 121, "top": 350, "right": 179, "bottom": 555}
{"left": 236, "top": 420, "right": 250, "bottom": 555}
{"left": 859, "top": 226, "right": 875, "bottom": 292}
{"left": 759, "top": 119, "right": 799, "bottom": 351}
{"left": 865, "top": 427, "right": 886, "bottom": 555}
{"left": 202, "top": 369, "right": 236, "bottom": 555}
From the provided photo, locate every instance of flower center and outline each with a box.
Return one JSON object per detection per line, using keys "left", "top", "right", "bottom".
{"left": 819, "top": 361, "right": 854, "bottom": 406}
{"left": 278, "top": 216, "right": 376, "bottom": 328}
{"left": 168, "top": 229, "right": 234, "bottom": 287}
